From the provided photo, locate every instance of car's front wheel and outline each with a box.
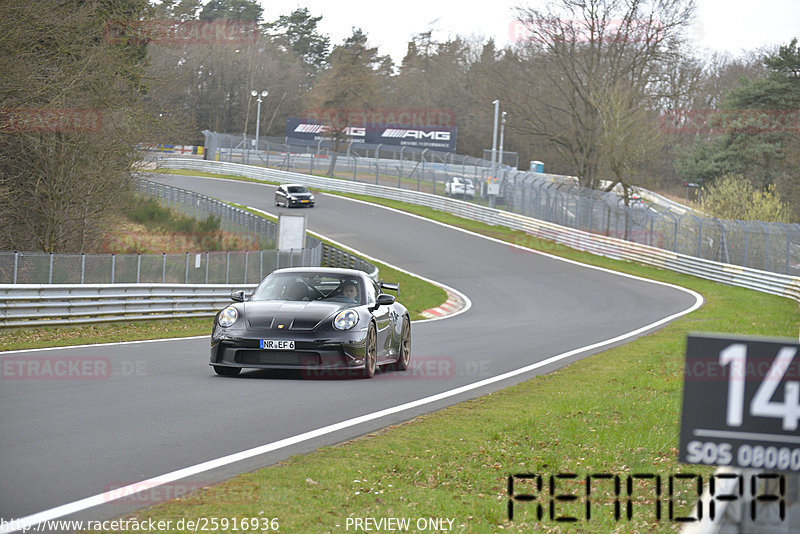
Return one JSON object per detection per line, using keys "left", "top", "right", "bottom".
{"left": 213, "top": 365, "right": 241, "bottom": 377}
{"left": 361, "top": 323, "right": 377, "bottom": 378}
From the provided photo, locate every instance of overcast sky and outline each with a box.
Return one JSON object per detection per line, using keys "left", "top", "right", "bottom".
{"left": 258, "top": 0, "right": 799, "bottom": 63}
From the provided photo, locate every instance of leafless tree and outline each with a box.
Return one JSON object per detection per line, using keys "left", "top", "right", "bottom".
{"left": 0, "top": 0, "right": 153, "bottom": 252}
{"left": 497, "top": 0, "right": 695, "bottom": 188}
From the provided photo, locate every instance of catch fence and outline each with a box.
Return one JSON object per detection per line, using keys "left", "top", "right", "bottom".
{"left": 195, "top": 130, "right": 800, "bottom": 276}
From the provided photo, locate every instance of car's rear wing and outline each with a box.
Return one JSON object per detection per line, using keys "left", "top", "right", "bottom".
{"left": 379, "top": 281, "right": 399, "bottom": 295}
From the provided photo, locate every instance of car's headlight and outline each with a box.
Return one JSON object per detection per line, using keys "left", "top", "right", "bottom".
{"left": 333, "top": 309, "right": 358, "bottom": 330}
{"left": 309, "top": 194, "right": 315, "bottom": 200}
{"left": 218, "top": 306, "right": 238, "bottom": 328}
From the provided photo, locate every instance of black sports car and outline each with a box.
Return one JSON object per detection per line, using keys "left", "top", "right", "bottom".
{"left": 274, "top": 184, "right": 315, "bottom": 208}
{"left": 210, "top": 267, "right": 411, "bottom": 378}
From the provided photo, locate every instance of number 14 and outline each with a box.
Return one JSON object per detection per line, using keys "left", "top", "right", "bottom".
{"left": 720, "top": 344, "right": 800, "bottom": 431}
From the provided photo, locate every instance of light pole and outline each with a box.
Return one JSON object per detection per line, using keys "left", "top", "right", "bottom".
{"left": 498, "top": 110, "right": 507, "bottom": 171}
{"left": 251, "top": 89, "right": 268, "bottom": 152}
{"left": 490, "top": 100, "right": 499, "bottom": 207}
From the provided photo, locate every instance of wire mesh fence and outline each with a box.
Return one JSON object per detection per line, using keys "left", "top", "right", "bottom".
{"left": 194, "top": 130, "right": 800, "bottom": 276}
{"left": 0, "top": 249, "right": 322, "bottom": 285}
{"left": 0, "top": 178, "right": 327, "bottom": 284}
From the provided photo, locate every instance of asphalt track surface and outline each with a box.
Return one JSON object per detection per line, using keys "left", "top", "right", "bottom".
{"left": 0, "top": 174, "right": 702, "bottom": 527}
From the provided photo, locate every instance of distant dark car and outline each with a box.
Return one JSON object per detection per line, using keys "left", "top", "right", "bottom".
{"left": 210, "top": 268, "right": 411, "bottom": 378}
{"left": 275, "top": 184, "right": 315, "bottom": 208}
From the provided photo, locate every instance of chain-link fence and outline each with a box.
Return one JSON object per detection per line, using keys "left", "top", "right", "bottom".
{"left": 0, "top": 178, "right": 325, "bottom": 284}
{"left": 0, "top": 248, "right": 322, "bottom": 285}
{"left": 195, "top": 130, "right": 800, "bottom": 276}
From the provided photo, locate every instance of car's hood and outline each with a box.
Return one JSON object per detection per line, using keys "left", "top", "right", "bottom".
{"left": 242, "top": 300, "right": 346, "bottom": 331}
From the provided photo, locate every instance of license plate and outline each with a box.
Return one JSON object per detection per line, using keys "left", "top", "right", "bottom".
{"left": 260, "top": 340, "right": 295, "bottom": 350}
{"left": 300, "top": 200, "right": 309, "bottom": 203}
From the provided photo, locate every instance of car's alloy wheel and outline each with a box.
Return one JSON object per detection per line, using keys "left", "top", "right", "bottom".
{"left": 213, "top": 365, "right": 241, "bottom": 377}
{"left": 362, "top": 323, "right": 377, "bottom": 378}
{"left": 394, "top": 316, "right": 411, "bottom": 371}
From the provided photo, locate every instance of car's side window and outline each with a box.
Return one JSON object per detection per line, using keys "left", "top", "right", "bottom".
{"left": 364, "top": 278, "right": 378, "bottom": 305}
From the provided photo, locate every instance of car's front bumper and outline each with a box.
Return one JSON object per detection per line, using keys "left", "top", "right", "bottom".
{"left": 210, "top": 327, "right": 368, "bottom": 373}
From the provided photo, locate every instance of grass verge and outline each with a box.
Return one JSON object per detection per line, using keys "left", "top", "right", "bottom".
{"left": 80, "top": 169, "right": 799, "bottom": 533}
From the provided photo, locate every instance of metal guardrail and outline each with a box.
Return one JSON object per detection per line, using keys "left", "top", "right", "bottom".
{"left": 160, "top": 158, "right": 800, "bottom": 304}
{"left": 0, "top": 284, "right": 255, "bottom": 327}
{"left": 321, "top": 243, "right": 378, "bottom": 279}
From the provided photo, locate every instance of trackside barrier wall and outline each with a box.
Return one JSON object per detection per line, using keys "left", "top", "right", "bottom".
{"left": 0, "top": 284, "right": 256, "bottom": 327}
{"left": 159, "top": 159, "right": 800, "bottom": 304}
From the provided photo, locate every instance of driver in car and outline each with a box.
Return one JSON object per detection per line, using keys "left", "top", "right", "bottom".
{"left": 342, "top": 281, "right": 359, "bottom": 303}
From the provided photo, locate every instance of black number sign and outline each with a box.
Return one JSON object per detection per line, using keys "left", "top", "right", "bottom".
{"left": 680, "top": 334, "right": 800, "bottom": 473}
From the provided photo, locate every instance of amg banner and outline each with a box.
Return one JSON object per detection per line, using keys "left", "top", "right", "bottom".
{"left": 285, "top": 118, "right": 457, "bottom": 151}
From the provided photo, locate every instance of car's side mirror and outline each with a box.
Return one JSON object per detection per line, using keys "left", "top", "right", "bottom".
{"left": 230, "top": 290, "right": 246, "bottom": 302}
{"left": 376, "top": 294, "right": 395, "bottom": 307}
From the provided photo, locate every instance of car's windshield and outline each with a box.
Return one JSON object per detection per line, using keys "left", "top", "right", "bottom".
{"left": 287, "top": 186, "right": 308, "bottom": 194}
{"left": 250, "top": 272, "right": 363, "bottom": 304}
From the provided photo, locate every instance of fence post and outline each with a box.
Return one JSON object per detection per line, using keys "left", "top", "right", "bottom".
{"left": 225, "top": 250, "right": 230, "bottom": 284}
{"left": 137, "top": 254, "right": 141, "bottom": 283}
{"left": 205, "top": 252, "right": 209, "bottom": 283}
{"left": 779, "top": 223, "right": 791, "bottom": 275}
{"left": 244, "top": 251, "right": 248, "bottom": 283}
{"left": 49, "top": 253, "right": 53, "bottom": 284}
{"left": 185, "top": 252, "right": 189, "bottom": 284}
{"left": 13, "top": 251, "right": 18, "bottom": 284}
{"left": 162, "top": 253, "right": 166, "bottom": 283}
{"left": 81, "top": 254, "right": 85, "bottom": 284}
{"left": 111, "top": 254, "right": 116, "bottom": 283}
{"left": 756, "top": 221, "right": 771, "bottom": 272}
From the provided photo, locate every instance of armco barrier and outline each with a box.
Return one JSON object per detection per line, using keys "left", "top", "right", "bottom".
{"left": 0, "top": 284, "right": 255, "bottom": 327}
{"left": 158, "top": 159, "right": 800, "bottom": 304}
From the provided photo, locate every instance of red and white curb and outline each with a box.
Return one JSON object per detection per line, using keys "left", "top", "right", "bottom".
{"left": 421, "top": 288, "right": 468, "bottom": 319}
